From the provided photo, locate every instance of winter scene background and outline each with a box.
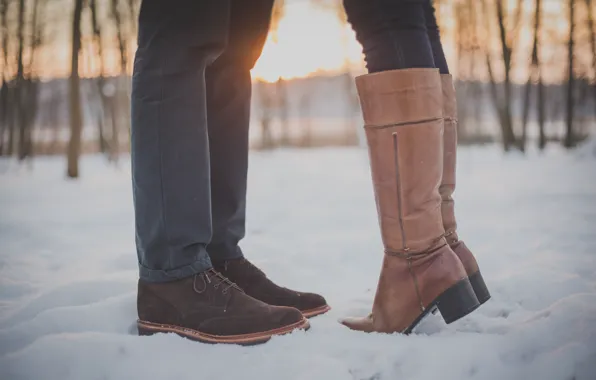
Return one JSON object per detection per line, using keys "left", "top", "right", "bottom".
{"left": 1, "top": 0, "right": 596, "bottom": 380}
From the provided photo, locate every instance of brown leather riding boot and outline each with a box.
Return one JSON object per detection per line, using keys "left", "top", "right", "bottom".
{"left": 340, "top": 69, "right": 480, "bottom": 334}
{"left": 137, "top": 269, "right": 309, "bottom": 345}
{"left": 440, "top": 74, "right": 491, "bottom": 305}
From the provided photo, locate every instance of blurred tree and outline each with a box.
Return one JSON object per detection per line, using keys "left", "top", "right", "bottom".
{"left": 18, "top": 0, "right": 46, "bottom": 160}
{"left": 109, "top": 0, "right": 129, "bottom": 162}
{"left": 67, "top": 0, "right": 84, "bottom": 178}
{"left": 271, "top": 0, "right": 290, "bottom": 147}
{"left": 256, "top": 80, "right": 274, "bottom": 149}
{"left": 0, "top": 0, "right": 10, "bottom": 156}
{"left": 89, "top": 0, "right": 108, "bottom": 155}
{"left": 584, "top": 0, "right": 596, "bottom": 110}
{"left": 564, "top": 0, "right": 576, "bottom": 148}
{"left": 454, "top": 0, "right": 486, "bottom": 143}
{"left": 276, "top": 76, "right": 289, "bottom": 146}
{"left": 126, "top": 0, "right": 138, "bottom": 37}
{"left": 520, "top": 0, "right": 546, "bottom": 151}
{"left": 15, "top": 0, "right": 26, "bottom": 158}
{"left": 299, "top": 92, "right": 312, "bottom": 147}
{"left": 482, "top": 0, "right": 523, "bottom": 151}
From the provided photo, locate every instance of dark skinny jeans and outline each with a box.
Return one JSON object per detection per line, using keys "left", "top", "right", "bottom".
{"left": 343, "top": 0, "right": 450, "bottom": 74}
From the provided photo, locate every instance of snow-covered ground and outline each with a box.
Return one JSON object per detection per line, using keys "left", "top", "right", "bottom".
{"left": 1, "top": 144, "right": 595, "bottom": 380}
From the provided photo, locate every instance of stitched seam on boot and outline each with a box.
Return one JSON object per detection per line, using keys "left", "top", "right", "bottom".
{"left": 365, "top": 117, "right": 442, "bottom": 130}
{"left": 392, "top": 132, "right": 408, "bottom": 252}
{"left": 407, "top": 258, "right": 425, "bottom": 312}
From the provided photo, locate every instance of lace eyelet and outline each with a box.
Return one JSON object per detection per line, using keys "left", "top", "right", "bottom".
{"left": 214, "top": 284, "right": 219, "bottom": 289}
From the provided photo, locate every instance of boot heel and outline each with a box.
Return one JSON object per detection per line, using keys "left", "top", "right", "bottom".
{"left": 436, "top": 278, "right": 480, "bottom": 324}
{"left": 469, "top": 271, "right": 491, "bottom": 305}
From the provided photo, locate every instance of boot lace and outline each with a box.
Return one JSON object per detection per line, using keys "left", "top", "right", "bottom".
{"left": 204, "top": 269, "right": 242, "bottom": 294}
{"left": 193, "top": 269, "right": 243, "bottom": 294}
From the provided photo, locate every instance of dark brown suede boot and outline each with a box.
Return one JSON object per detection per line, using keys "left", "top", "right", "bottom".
{"left": 213, "top": 258, "right": 330, "bottom": 318}
{"left": 440, "top": 74, "right": 491, "bottom": 305}
{"left": 137, "top": 269, "right": 309, "bottom": 345}
{"left": 340, "top": 69, "right": 480, "bottom": 334}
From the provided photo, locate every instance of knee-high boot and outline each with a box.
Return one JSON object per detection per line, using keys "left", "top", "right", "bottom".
{"left": 341, "top": 69, "right": 480, "bottom": 334}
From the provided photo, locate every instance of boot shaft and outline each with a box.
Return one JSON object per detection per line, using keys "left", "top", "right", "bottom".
{"left": 439, "top": 74, "right": 459, "bottom": 242}
{"left": 355, "top": 69, "right": 446, "bottom": 254}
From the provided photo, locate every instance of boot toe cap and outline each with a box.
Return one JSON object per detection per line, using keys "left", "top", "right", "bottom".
{"left": 298, "top": 292, "right": 327, "bottom": 311}
{"left": 275, "top": 306, "right": 306, "bottom": 326}
{"left": 339, "top": 315, "right": 375, "bottom": 333}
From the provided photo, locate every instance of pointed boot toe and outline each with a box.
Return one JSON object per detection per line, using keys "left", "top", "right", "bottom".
{"left": 339, "top": 314, "right": 375, "bottom": 333}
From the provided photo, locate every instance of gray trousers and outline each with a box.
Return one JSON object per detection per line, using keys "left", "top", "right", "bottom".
{"left": 131, "top": 0, "right": 274, "bottom": 282}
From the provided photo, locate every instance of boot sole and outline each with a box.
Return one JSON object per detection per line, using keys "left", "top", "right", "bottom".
{"left": 302, "top": 304, "right": 331, "bottom": 318}
{"left": 469, "top": 270, "right": 491, "bottom": 305}
{"left": 137, "top": 317, "right": 310, "bottom": 346}
{"left": 404, "top": 277, "right": 480, "bottom": 334}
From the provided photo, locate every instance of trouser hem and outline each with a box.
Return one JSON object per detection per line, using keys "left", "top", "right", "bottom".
{"left": 138, "top": 251, "right": 213, "bottom": 283}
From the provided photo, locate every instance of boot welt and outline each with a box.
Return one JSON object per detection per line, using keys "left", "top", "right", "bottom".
{"left": 137, "top": 317, "right": 310, "bottom": 345}
{"left": 301, "top": 304, "right": 331, "bottom": 318}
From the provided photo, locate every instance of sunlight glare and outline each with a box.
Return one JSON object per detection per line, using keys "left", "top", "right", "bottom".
{"left": 251, "top": 2, "right": 363, "bottom": 82}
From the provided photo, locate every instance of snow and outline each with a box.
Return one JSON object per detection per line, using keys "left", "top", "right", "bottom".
{"left": 1, "top": 145, "right": 595, "bottom": 380}
{"left": 575, "top": 138, "right": 596, "bottom": 159}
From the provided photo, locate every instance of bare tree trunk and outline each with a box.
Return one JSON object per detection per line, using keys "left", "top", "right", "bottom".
{"left": 520, "top": 82, "right": 531, "bottom": 153}
{"left": 108, "top": 92, "right": 119, "bottom": 160}
{"left": 6, "top": 85, "right": 14, "bottom": 155}
{"left": 127, "top": 0, "right": 138, "bottom": 37}
{"left": 111, "top": 0, "right": 130, "bottom": 159}
{"left": 521, "top": 0, "right": 543, "bottom": 152}
{"left": 20, "top": 0, "right": 44, "bottom": 160}
{"left": 49, "top": 94, "right": 60, "bottom": 153}
{"left": 90, "top": 0, "right": 109, "bottom": 154}
{"left": 482, "top": 24, "right": 508, "bottom": 149}
{"left": 299, "top": 93, "right": 311, "bottom": 147}
{"left": 537, "top": 72, "right": 546, "bottom": 150}
{"left": 111, "top": 0, "right": 128, "bottom": 73}
{"left": 495, "top": 0, "right": 516, "bottom": 151}
{"left": 15, "top": 0, "right": 25, "bottom": 159}
{"left": 0, "top": 0, "right": 8, "bottom": 156}
{"left": 484, "top": 52, "right": 510, "bottom": 149}
{"left": 276, "top": 77, "right": 289, "bottom": 146}
{"left": 1, "top": 0, "right": 13, "bottom": 156}
{"left": 584, "top": 0, "right": 596, "bottom": 110}
{"left": 0, "top": 82, "right": 6, "bottom": 156}
{"left": 564, "top": 0, "right": 575, "bottom": 148}
{"left": 470, "top": 0, "right": 484, "bottom": 139}
{"left": 535, "top": 0, "right": 546, "bottom": 150}
{"left": 257, "top": 81, "right": 273, "bottom": 149}
{"left": 67, "top": 0, "right": 84, "bottom": 178}
{"left": 342, "top": 72, "right": 358, "bottom": 145}
{"left": 455, "top": 2, "right": 468, "bottom": 139}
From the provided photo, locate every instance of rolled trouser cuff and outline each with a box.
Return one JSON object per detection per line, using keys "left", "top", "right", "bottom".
{"left": 138, "top": 247, "right": 213, "bottom": 283}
